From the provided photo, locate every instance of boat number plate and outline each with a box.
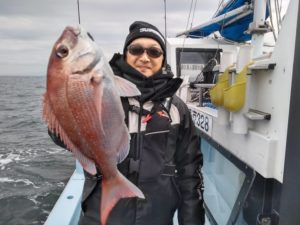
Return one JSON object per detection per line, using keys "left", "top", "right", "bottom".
{"left": 190, "top": 109, "right": 213, "bottom": 136}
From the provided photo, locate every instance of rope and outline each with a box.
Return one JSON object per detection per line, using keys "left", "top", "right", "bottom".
{"left": 190, "top": 0, "right": 198, "bottom": 30}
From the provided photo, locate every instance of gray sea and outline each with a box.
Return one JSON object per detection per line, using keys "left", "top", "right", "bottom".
{"left": 0, "top": 76, "right": 74, "bottom": 225}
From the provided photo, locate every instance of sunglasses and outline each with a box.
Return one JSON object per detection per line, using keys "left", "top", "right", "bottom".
{"left": 127, "top": 45, "right": 163, "bottom": 58}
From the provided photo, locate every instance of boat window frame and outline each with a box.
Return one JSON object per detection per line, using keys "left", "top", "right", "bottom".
{"left": 198, "top": 130, "right": 256, "bottom": 225}
{"left": 175, "top": 47, "right": 222, "bottom": 78}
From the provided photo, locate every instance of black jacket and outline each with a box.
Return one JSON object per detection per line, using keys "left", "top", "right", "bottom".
{"left": 49, "top": 54, "right": 205, "bottom": 225}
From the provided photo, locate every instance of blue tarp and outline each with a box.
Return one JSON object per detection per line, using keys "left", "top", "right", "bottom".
{"left": 188, "top": 0, "right": 269, "bottom": 42}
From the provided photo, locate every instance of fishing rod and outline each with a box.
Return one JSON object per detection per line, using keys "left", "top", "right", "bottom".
{"left": 163, "top": 0, "right": 168, "bottom": 68}
{"left": 77, "top": 0, "right": 81, "bottom": 24}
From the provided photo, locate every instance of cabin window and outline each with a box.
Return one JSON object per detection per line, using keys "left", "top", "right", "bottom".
{"left": 201, "top": 138, "right": 255, "bottom": 225}
{"left": 175, "top": 48, "right": 221, "bottom": 80}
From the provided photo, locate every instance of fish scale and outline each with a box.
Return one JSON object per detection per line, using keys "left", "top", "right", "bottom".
{"left": 67, "top": 80, "right": 103, "bottom": 155}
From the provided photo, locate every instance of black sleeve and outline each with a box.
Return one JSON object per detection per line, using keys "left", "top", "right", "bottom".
{"left": 48, "top": 129, "right": 67, "bottom": 149}
{"left": 175, "top": 103, "right": 205, "bottom": 225}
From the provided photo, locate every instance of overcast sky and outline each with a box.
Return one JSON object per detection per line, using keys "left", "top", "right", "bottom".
{"left": 0, "top": 0, "right": 290, "bottom": 76}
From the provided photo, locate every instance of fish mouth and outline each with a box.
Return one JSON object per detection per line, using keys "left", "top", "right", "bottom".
{"left": 65, "top": 26, "right": 95, "bottom": 42}
{"left": 61, "top": 26, "right": 100, "bottom": 75}
{"left": 64, "top": 26, "right": 81, "bottom": 37}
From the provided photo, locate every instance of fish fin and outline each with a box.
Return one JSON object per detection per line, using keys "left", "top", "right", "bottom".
{"left": 43, "top": 93, "right": 97, "bottom": 175}
{"left": 69, "top": 147, "right": 97, "bottom": 175}
{"left": 91, "top": 77, "right": 106, "bottom": 137}
{"left": 116, "top": 128, "right": 130, "bottom": 163}
{"left": 42, "top": 93, "right": 62, "bottom": 138}
{"left": 100, "top": 171, "right": 145, "bottom": 225}
{"left": 114, "top": 76, "right": 141, "bottom": 97}
{"left": 117, "top": 146, "right": 129, "bottom": 164}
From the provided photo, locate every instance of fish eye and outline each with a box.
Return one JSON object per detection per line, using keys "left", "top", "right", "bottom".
{"left": 87, "top": 32, "right": 95, "bottom": 41}
{"left": 56, "top": 44, "right": 69, "bottom": 58}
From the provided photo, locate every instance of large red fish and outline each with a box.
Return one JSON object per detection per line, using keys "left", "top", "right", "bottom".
{"left": 43, "top": 26, "right": 144, "bottom": 225}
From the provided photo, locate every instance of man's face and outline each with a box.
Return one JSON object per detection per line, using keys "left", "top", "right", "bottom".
{"left": 125, "top": 37, "right": 164, "bottom": 77}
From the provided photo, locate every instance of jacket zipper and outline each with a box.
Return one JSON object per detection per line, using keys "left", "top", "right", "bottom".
{"left": 136, "top": 100, "right": 143, "bottom": 162}
{"left": 134, "top": 100, "right": 143, "bottom": 225}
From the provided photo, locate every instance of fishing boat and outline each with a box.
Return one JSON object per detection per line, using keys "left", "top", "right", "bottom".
{"left": 45, "top": 0, "right": 300, "bottom": 224}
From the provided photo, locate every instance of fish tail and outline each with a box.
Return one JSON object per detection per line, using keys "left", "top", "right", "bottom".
{"left": 100, "top": 171, "right": 145, "bottom": 225}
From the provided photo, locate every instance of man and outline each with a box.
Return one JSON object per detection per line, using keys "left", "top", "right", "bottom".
{"left": 51, "top": 21, "right": 205, "bottom": 225}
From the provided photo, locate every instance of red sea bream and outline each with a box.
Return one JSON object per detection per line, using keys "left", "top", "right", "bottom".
{"left": 42, "top": 26, "right": 144, "bottom": 225}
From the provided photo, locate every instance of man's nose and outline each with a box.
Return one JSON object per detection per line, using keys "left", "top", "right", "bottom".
{"left": 140, "top": 52, "right": 150, "bottom": 62}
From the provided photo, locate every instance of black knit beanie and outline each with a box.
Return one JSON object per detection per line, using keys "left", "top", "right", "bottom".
{"left": 123, "top": 21, "right": 166, "bottom": 58}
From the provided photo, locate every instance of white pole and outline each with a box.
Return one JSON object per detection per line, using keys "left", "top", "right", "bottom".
{"left": 251, "top": 0, "right": 268, "bottom": 58}
{"left": 231, "top": 45, "right": 252, "bottom": 134}
{"left": 217, "top": 51, "right": 235, "bottom": 126}
{"left": 176, "top": 4, "right": 251, "bottom": 37}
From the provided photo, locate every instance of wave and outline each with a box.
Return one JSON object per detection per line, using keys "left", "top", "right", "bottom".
{"left": 5, "top": 119, "right": 43, "bottom": 130}
{"left": 0, "top": 77, "right": 73, "bottom": 225}
{"left": 0, "top": 177, "right": 40, "bottom": 188}
{"left": 0, "top": 152, "right": 23, "bottom": 167}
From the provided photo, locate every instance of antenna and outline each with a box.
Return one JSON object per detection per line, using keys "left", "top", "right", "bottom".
{"left": 77, "top": 0, "right": 81, "bottom": 24}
